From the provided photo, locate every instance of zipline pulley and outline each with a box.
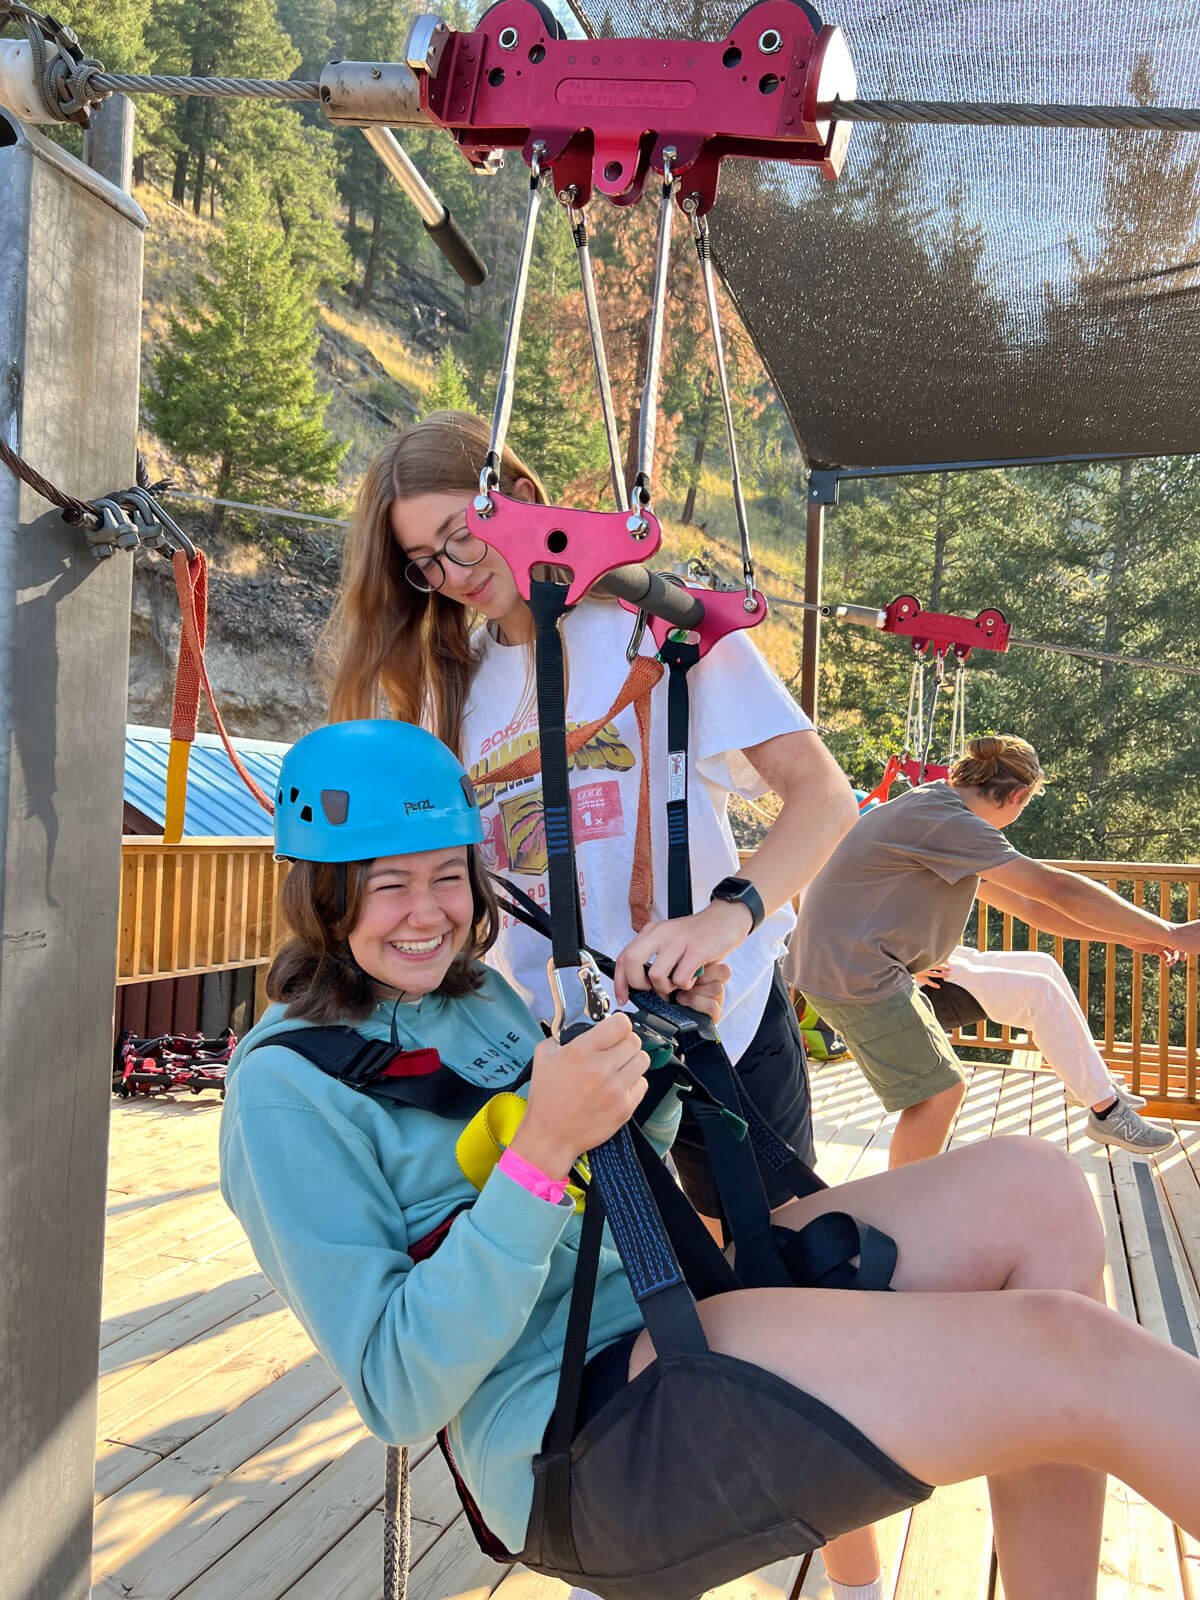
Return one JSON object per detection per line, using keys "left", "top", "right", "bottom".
{"left": 856, "top": 595, "right": 1010, "bottom": 803}
{"left": 409, "top": 0, "right": 857, "bottom": 214}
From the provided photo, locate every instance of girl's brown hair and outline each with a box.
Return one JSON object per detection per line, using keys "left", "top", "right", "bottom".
{"left": 265, "top": 848, "right": 500, "bottom": 1023}
{"left": 948, "top": 735, "right": 1046, "bottom": 804}
{"left": 320, "top": 412, "right": 549, "bottom": 756}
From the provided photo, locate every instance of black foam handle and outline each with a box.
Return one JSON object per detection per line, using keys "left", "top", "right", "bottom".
{"left": 423, "top": 207, "right": 487, "bottom": 287}
{"left": 594, "top": 566, "right": 705, "bottom": 628}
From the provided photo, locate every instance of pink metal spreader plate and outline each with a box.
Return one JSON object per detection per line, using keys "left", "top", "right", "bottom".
{"left": 418, "top": 0, "right": 856, "bottom": 212}
{"left": 619, "top": 584, "right": 767, "bottom": 658}
{"left": 467, "top": 494, "right": 663, "bottom": 606}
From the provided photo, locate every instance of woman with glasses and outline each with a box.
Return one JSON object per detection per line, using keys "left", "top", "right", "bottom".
{"left": 322, "top": 408, "right": 857, "bottom": 1229}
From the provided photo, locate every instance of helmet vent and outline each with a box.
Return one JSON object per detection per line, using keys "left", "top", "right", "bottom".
{"left": 289, "top": 786, "right": 299, "bottom": 803}
{"left": 320, "top": 789, "right": 350, "bottom": 825}
{"left": 299, "top": 804, "right": 313, "bottom": 823}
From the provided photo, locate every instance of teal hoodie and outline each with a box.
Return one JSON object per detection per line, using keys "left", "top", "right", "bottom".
{"left": 219, "top": 965, "right": 682, "bottom": 1554}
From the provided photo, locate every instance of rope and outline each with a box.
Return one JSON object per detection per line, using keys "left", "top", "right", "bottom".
{"left": 0, "top": 436, "right": 99, "bottom": 524}
{"left": 829, "top": 99, "right": 1200, "bottom": 133}
{"left": 91, "top": 72, "right": 320, "bottom": 102}
{"left": 1007, "top": 635, "right": 1200, "bottom": 676}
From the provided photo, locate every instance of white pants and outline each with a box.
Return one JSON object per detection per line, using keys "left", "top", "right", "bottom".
{"left": 942, "top": 946, "right": 1113, "bottom": 1108}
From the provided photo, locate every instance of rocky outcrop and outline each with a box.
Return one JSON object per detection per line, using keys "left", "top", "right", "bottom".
{"left": 127, "top": 530, "right": 338, "bottom": 744}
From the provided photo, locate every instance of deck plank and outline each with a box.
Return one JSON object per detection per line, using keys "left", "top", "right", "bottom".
{"left": 92, "top": 1391, "right": 370, "bottom": 1600}
{"left": 101, "top": 1238, "right": 261, "bottom": 1347}
{"left": 95, "top": 1304, "right": 315, "bottom": 1499}
{"left": 92, "top": 1359, "right": 346, "bottom": 1576}
{"left": 891, "top": 1478, "right": 993, "bottom": 1600}
{"left": 167, "top": 1432, "right": 389, "bottom": 1600}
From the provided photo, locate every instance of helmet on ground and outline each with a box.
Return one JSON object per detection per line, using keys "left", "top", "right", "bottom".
{"left": 274, "top": 720, "right": 484, "bottom": 863}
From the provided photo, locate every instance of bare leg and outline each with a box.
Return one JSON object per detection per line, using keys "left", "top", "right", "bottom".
{"left": 787, "top": 1138, "right": 1106, "bottom": 1597}
{"left": 633, "top": 1141, "right": 1191, "bottom": 1599}
{"left": 822, "top": 1525, "right": 882, "bottom": 1586}
{"left": 887, "top": 1079, "right": 964, "bottom": 1168}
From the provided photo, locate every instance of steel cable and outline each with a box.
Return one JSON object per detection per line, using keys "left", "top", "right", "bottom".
{"left": 91, "top": 72, "right": 320, "bottom": 101}
{"left": 828, "top": 98, "right": 1200, "bottom": 133}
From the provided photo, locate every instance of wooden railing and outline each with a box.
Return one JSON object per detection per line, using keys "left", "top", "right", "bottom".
{"left": 122, "top": 839, "right": 1199, "bottom": 1114}
{"left": 117, "top": 837, "right": 284, "bottom": 985}
{"left": 952, "top": 862, "right": 1199, "bottom": 1117}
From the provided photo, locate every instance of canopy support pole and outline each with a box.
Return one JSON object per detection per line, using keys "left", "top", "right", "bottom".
{"left": 800, "top": 474, "right": 830, "bottom": 720}
{"left": 0, "top": 112, "right": 145, "bottom": 1598}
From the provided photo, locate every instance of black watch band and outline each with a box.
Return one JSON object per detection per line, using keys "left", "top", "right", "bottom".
{"left": 709, "top": 875, "right": 765, "bottom": 934}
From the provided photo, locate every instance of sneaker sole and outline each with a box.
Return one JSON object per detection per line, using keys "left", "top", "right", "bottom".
{"left": 1088, "top": 1128, "right": 1175, "bottom": 1155}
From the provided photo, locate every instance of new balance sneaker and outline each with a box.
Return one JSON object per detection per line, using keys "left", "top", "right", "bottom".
{"left": 1086, "top": 1101, "right": 1175, "bottom": 1155}
{"left": 1068, "top": 1074, "right": 1147, "bottom": 1110}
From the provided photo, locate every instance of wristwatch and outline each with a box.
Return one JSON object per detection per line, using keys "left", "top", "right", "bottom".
{"left": 709, "top": 876, "right": 765, "bottom": 933}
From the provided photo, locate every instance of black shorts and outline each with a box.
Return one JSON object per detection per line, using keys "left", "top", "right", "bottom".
{"left": 925, "top": 979, "right": 990, "bottom": 1032}
{"left": 673, "top": 966, "right": 815, "bottom": 1219}
{"left": 526, "top": 1343, "right": 931, "bottom": 1600}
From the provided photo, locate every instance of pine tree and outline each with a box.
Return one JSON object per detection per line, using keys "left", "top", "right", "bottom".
{"left": 423, "top": 347, "right": 472, "bottom": 413}
{"left": 151, "top": 176, "right": 345, "bottom": 531}
{"left": 222, "top": 105, "right": 351, "bottom": 291}
{"left": 146, "top": 0, "right": 299, "bottom": 213}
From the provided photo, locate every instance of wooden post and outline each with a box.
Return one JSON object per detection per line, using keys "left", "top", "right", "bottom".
{"left": 0, "top": 113, "right": 145, "bottom": 1599}
{"left": 799, "top": 491, "right": 825, "bottom": 722}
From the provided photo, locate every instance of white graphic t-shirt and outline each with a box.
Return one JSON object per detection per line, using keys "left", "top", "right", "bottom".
{"left": 460, "top": 599, "right": 813, "bottom": 1062}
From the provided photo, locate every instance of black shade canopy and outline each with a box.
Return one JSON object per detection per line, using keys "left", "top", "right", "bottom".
{"left": 576, "top": 0, "right": 1200, "bottom": 470}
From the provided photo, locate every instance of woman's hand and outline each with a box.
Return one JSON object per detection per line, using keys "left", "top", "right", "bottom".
{"left": 612, "top": 901, "right": 752, "bottom": 1005}
{"left": 509, "top": 1013, "right": 650, "bottom": 1180}
{"left": 677, "top": 961, "right": 731, "bottom": 1024}
{"left": 915, "top": 963, "right": 952, "bottom": 989}
{"left": 1127, "top": 937, "right": 1181, "bottom": 962}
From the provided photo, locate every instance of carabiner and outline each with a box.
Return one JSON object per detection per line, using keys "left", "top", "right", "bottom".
{"left": 546, "top": 951, "right": 610, "bottom": 1039}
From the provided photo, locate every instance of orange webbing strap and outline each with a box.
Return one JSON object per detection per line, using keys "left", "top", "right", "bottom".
{"left": 484, "top": 654, "right": 664, "bottom": 932}
{"left": 859, "top": 753, "right": 902, "bottom": 810}
{"left": 164, "top": 549, "right": 275, "bottom": 843}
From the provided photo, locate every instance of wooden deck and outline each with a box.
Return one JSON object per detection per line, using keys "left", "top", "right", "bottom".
{"left": 93, "top": 1056, "right": 1200, "bottom": 1600}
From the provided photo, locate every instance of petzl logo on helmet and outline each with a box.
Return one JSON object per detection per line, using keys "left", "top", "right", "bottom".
{"left": 404, "top": 798, "right": 434, "bottom": 815}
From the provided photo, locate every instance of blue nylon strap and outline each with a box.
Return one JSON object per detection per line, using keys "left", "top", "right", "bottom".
{"left": 661, "top": 639, "right": 701, "bottom": 921}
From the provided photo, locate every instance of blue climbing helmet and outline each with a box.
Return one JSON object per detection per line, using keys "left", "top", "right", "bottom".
{"left": 274, "top": 720, "right": 485, "bottom": 863}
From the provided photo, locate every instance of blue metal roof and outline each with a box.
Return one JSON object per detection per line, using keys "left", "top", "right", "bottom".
{"left": 125, "top": 726, "right": 286, "bottom": 838}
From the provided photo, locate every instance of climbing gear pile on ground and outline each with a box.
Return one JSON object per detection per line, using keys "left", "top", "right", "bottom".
{"left": 113, "top": 1028, "right": 236, "bottom": 1098}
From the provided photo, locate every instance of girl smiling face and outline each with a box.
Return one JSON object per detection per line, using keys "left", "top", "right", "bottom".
{"left": 348, "top": 847, "right": 476, "bottom": 998}
{"left": 388, "top": 484, "right": 537, "bottom": 637}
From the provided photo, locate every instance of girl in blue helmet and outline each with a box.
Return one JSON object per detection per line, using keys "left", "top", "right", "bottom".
{"left": 220, "top": 719, "right": 1200, "bottom": 1600}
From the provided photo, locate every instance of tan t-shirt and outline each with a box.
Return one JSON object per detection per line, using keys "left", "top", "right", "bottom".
{"left": 784, "top": 781, "right": 1020, "bottom": 1004}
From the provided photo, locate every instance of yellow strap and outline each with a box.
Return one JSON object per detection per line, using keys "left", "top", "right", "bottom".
{"left": 164, "top": 738, "right": 192, "bottom": 844}
{"left": 455, "top": 1092, "right": 588, "bottom": 1213}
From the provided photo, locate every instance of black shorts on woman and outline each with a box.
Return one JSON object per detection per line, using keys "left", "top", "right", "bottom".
{"left": 673, "top": 966, "right": 815, "bottom": 1220}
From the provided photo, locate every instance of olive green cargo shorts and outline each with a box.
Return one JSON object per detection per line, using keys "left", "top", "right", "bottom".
{"left": 804, "top": 984, "right": 965, "bottom": 1113}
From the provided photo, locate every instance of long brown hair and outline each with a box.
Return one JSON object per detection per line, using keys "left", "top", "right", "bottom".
{"left": 321, "top": 412, "right": 549, "bottom": 756}
{"left": 948, "top": 735, "right": 1046, "bottom": 804}
{"left": 266, "top": 849, "right": 500, "bottom": 1023}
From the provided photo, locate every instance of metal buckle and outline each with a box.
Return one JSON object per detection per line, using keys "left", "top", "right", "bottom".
{"left": 546, "top": 952, "right": 610, "bottom": 1039}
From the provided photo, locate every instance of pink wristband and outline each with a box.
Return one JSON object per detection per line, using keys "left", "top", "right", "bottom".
{"left": 498, "top": 1145, "right": 570, "bottom": 1205}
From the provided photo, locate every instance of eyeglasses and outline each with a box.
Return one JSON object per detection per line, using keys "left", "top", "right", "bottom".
{"left": 402, "top": 525, "right": 488, "bottom": 593}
